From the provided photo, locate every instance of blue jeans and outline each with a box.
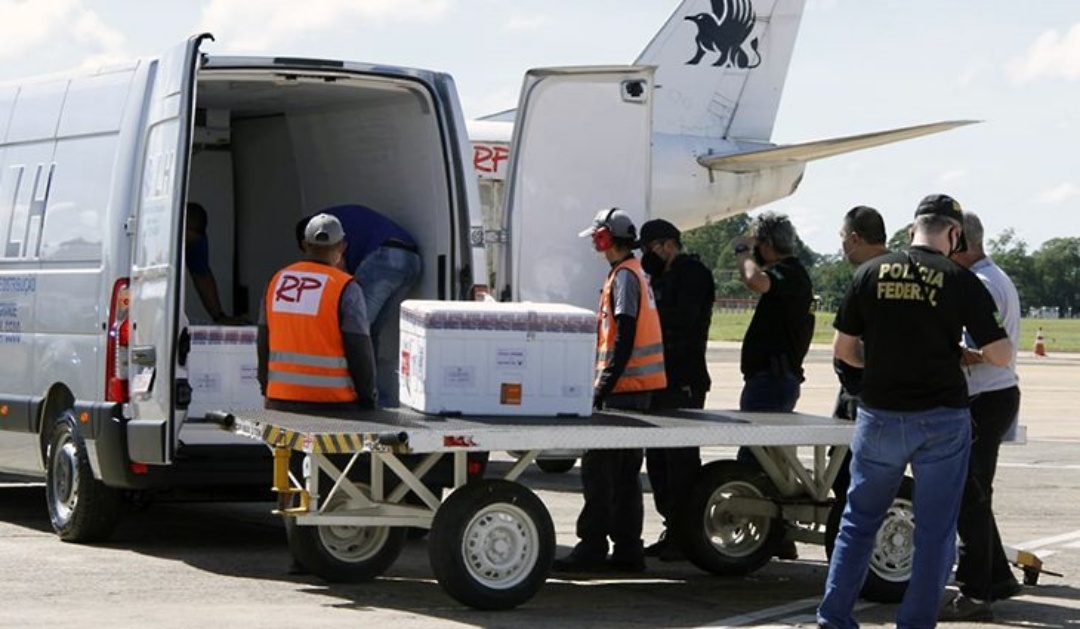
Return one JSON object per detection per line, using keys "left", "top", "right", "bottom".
{"left": 737, "top": 371, "right": 801, "bottom": 466}
{"left": 739, "top": 370, "right": 801, "bottom": 412}
{"left": 356, "top": 246, "right": 422, "bottom": 405}
{"left": 818, "top": 405, "right": 972, "bottom": 629}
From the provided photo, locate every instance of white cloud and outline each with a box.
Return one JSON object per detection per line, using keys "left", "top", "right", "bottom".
{"left": 1036, "top": 183, "right": 1080, "bottom": 204}
{"left": 937, "top": 169, "right": 968, "bottom": 185}
{"left": 504, "top": 15, "right": 549, "bottom": 32}
{"left": 199, "top": 0, "right": 452, "bottom": 52}
{"left": 0, "top": 0, "right": 123, "bottom": 60}
{"left": 1007, "top": 23, "right": 1080, "bottom": 84}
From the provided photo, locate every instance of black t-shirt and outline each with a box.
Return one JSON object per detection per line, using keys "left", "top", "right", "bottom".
{"left": 834, "top": 245, "right": 1007, "bottom": 411}
{"left": 740, "top": 256, "right": 815, "bottom": 379}
{"left": 652, "top": 253, "right": 716, "bottom": 391}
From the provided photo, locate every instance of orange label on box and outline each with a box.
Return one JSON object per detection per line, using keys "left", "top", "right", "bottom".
{"left": 500, "top": 383, "right": 522, "bottom": 405}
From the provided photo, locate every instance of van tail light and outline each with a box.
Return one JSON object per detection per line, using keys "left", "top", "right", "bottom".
{"left": 106, "top": 278, "right": 130, "bottom": 403}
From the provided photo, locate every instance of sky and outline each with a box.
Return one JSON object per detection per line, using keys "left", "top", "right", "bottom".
{"left": 0, "top": 0, "right": 1077, "bottom": 257}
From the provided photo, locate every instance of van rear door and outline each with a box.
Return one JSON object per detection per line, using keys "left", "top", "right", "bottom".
{"left": 127, "top": 35, "right": 208, "bottom": 465}
{"left": 502, "top": 67, "right": 654, "bottom": 311}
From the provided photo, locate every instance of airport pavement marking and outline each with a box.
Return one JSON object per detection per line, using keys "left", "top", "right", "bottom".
{"left": 1018, "top": 529, "right": 1080, "bottom": 550}
{"left": 695, "top": 530, "right": 1080, "bottom": 627}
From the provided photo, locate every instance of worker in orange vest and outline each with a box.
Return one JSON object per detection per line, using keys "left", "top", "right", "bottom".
{"left": 257, "top": 213, "right": 378, "bottom": 412}
{"left": 553, "top": 208, "right": 666, "bottom": 574}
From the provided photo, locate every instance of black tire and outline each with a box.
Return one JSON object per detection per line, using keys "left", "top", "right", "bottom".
{"left": 286, "top": 482, "right": 408, "bottom": 582}
{"left": 825, "top": 476, "right": 915, "bottom": 603}
{"left": 45, "top": 413, "right": 121, "bottom": 542}
{"left": 535, "top": 458, "right": 576, "bottom": 474}
{"left": 429, "top": 480, "right": 554, "bottom": 610}
{"left": 676, "top": 460, "right": 783, "bottom": 576}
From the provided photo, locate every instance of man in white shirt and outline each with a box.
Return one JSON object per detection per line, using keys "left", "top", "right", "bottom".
{"left": 941, "top": 211, "right": 1023, "bottom": 622}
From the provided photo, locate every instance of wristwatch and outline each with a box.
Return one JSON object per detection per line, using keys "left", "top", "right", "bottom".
{"left": 734, "top": 243, "right": 750, "bottom": 255}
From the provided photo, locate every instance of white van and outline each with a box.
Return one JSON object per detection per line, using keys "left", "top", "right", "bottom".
{"left": 0, "top": 35, "right": 654, "bottom": 541}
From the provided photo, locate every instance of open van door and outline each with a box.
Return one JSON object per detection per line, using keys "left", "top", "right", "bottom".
{"left": 127, "top": 35, "right": 209, "bottom": 465}
{"left": 503, "top": 67, "right": 654, "bottom": 311}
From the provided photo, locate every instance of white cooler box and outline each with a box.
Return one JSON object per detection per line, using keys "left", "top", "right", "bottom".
{"left": 186, "top": 325, "right": 264, "bottom": 418}
{"left": 399, "top": 300, "right": 596, "bottom": 416}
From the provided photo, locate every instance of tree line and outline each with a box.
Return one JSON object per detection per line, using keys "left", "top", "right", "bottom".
{"left": 681, "top": 215, "right": 1080, "bottom": 316}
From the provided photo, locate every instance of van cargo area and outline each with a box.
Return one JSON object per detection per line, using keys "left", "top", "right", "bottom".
{"left": 184, "top": 65, "right": 472, "bottom": 421}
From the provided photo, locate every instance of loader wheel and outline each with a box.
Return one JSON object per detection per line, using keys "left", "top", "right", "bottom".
{"left": 429, "top": 480, "right": 553, "bottom": 610}
{"left": 677, "top": 460, "right": 783, "bottom": 576}
{"left": 286, "top": 482, "right": 407, "bottom": 582}
{"left": 826, "top": 476, "right": 915, "bottom": 603}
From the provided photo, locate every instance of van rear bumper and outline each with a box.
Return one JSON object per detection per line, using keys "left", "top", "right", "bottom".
{"left": 80, "top": 402, "right": 271, "bottom": 491}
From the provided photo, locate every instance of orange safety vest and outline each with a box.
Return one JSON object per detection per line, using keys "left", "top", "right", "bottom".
{"left": 265, "top": 260, "right": 358, "bottom": 403}
{"left": 595, "top": 257, "right": 667, "bottom": 393}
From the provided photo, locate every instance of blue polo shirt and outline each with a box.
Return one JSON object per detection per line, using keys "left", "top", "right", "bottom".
{"left": 320, "top": 205, "right": 417, "bottom": 275}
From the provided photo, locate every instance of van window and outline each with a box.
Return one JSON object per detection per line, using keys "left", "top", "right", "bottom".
{"left": 6, "top": 80, "right": 67, "bottom": 144}
{"left": 57, "top": 72, "right": 132, "bottom": 137}
{"left": 39, "top": 136, "right": 118, "bottom": 262}
{"left": 0, "top": 143, "right": 57, "bottom": 260}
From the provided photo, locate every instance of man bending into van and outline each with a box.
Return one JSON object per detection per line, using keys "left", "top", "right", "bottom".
{"left": 258, "top": 213, "right": 378, "bottom": 412}
{"left": 296, "top": 205, "right": 421, "bottom": 405}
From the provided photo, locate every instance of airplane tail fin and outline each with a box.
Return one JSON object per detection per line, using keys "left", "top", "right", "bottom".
{"left": 636, "top": 0, "right": 806, "bottom": 141}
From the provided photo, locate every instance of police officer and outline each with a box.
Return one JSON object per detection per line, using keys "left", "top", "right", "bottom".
{"left": 940, "top": 211, "right": 1024, "bottom": 621}
{"left": 733, "top": 212, "right": 815, "bottom": 412}
{"left": 831, "top": 206, "right": 889, "bottom": 500}
{"left": 637, "top": 219, "right": 715, "bottom": 561}
{"left": 257, "top": 213, "right": 378, "bottom": 412}
{"left": 817, "top": 194, "right": 1012, "bottom": 629}
{"left": 733, "top": 212, "right": 815, "bottom": 559}
{"left": 553, "top": 208, "right": 666, "bottom": 573}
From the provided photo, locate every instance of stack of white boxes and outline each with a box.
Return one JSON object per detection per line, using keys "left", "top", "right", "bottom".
{"left": 399, "top": 300, "right": 597, "bottom": 416}
{"left": 185, "top": 325, "right": 264, "bottom": 418}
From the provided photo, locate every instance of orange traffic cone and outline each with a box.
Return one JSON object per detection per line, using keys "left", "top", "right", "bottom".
{"left": 1033, "top": 328, "right": 1047, "bottom": 357}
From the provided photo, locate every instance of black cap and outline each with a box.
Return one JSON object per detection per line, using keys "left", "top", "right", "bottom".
{"left": 638, "top": 219, "right": 681, "bottom": 248}
{"left": 915, "top": 194, "right": 967, "bottom": 252}
{"left": 915, "top": 194, "right": 963, "bottom": 222}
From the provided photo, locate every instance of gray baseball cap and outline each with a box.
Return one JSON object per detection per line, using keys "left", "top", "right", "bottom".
{"left": 304, "top": 213, "right": 345, "bottom": 246}
{"left": 578, "top": 207, "right": 637, "bottom": 240}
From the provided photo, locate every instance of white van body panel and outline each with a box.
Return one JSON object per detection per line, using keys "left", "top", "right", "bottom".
{"left": 0, "top": 40, "right": 483, "bottom": 487}
{"left": 504, "top": 67, "right": 654, "bottom": 312}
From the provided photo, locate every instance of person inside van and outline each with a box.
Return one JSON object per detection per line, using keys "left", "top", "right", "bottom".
{"left": 185, "top": 202, "right": 245, "bottom": 324}
{"left": 258, "top": 213, "right": 378, "bottom": 412}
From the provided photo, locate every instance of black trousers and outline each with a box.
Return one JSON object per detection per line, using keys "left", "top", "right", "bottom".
{"left": 645, "top": 387, "right": 705, "bottom": 531}
{"left": 829, "top": 387, "right": 858, "bottom": 500}
{"left": 955, "top": 385, "right": 1021, "bottom": 599}
{"left": 578, "top": 448, "right": 644, "bottom": 552}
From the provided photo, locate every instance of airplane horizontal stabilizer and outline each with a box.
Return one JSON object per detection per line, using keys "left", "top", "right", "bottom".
{"left": 699, "top": 120, "right": 979, "bottom": 173}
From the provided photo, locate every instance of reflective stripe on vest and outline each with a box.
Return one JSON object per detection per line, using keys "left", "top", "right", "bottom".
{"left": 265, "top": 261, "right": 358, "bottom": 403}
{"left": 595, "top": 257, "right": 667, "bottom": 393}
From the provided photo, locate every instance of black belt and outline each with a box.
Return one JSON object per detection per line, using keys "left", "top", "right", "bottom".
{"left": 382, "top": 238, "right": 418, "bottom": 253}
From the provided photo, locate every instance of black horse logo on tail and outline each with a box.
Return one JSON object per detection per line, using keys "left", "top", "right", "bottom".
{"left": 685, "top": 0, "right": 761, "bottom": 68}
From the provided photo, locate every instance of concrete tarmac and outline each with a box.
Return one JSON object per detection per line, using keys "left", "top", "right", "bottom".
{"left": 1, "top": 346, "right": 1077, "bottom": 628}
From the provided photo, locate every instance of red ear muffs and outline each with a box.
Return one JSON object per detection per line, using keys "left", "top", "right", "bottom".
{"left": 592, "top": 226, "right": 614, "bottom": 251}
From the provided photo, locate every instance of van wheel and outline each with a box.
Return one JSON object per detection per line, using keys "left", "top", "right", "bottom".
{"left": 429, "top": 480, "right": 553, "bottom": 610}
{"left": 286, "top": 482, "right": 407, "bottom": 582}
{"left": 535, "top": 458, "right": 576, "bottom": 474}
{"left": 677, "top": 460, "right": 782, "bottom": 576}
{"left": 825, "top": 476, "right": 914, "bottom": 603}
{"left": 45, "top": 413, "right": 121, "bottom": 542}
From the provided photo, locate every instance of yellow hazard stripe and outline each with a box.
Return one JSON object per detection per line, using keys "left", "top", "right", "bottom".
{"left": 257, "top": 424, "right": 371, "bottom": 453}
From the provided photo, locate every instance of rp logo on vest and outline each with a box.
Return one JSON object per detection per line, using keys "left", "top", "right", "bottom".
{"left": 271, "top": 271, "right": 328, "bottom": 315}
